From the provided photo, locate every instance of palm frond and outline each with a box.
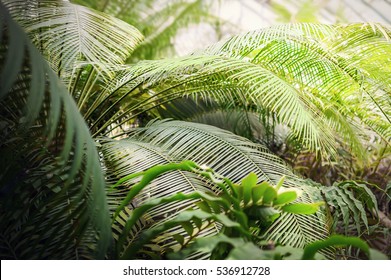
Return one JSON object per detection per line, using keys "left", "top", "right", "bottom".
{"left": 156, "top": 97, "right": 265, "bottom": 141}
{"left": 199, "top": 23, "right": 338, "bottom": 55}
{"left": 0, "top": 5, "right": 111, "bottom": 259}
{"left": 204, "top": 22, "right": 391, "bottom": 147}
{"left": 120, "top": 120, "right": 329, "bottom": 248}
{"left": 116, "top": 23, "right": 390, "bottom": 159}
{"left": 97, "top": 54, "right": 344, "bottom": 157}
{"left": 72, "top": 0, "right": 155, "bottom": 26}
{"left": 73, "top": 0, "right": 216, "bottom": 61}
{"left": 100, "top": 138, "right": 220, "bottom": 258}
{"left": 331, "top": 23, "right": 391, "bottom": 138}
{"left": 129, "top": 0, "right": 213, "bottom": 61}
{"left": 3, "top": 0, "right": 144, "bottom": 81}
{"left": 131, "top": 120, "right": 289, "bottom": 183}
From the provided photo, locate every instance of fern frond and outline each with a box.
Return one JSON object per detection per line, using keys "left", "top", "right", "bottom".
{"left": 316, "top": 180, "right": 379, "bottom": 235}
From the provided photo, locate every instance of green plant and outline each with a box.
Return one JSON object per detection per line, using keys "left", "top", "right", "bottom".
{"left": 107, "top": 160, "right": 322, "bottom": 259}
{"left": 0, "top": 4, "right": 111, "bottom": 259}
{"left": 101, "top": 120, "right": 329, "bottom": 251}
{"left": 107, "top": 160, "right": 386, "bottom": 260}
{"left": 1, "top": 0, "right": 390, "bottom": 259}
{"left": 72, "top": 0, "right": 217, "bottom": 61}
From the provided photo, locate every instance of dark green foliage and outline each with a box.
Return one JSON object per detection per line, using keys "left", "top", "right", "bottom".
{"left": 107, "top": 161, "right": 323, "bottom": 259}
{"left": 0, "top": 0, "right": 389, "bottom": 260}
{"left": 0, "top": 4, "right": 111, "bottom": 259}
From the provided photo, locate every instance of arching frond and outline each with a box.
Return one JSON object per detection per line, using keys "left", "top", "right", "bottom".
{"left": 200, "top": 23, "right": 338, "bottom": 55}
{"left": 96, "top": 54, "right": 348, "bottom": 157}
{"left": 2, "top": 0, "right": 144, "bottom": 81}
{"left": 155, "top": 97, "right": 265, "bottom": 142}
{"left": 98, "top": 23, "right": 390, "bottom": 160}
{"left": 129, "top": 0, "right": 214, "bottom": 61}
{"left": 203, "top": 22, "right": 391, "bottom": 147}
{"left": 100, "top": 138, "right": 220, "bottom": 257}
{"left": 111, "top": 120, "right": 329, "bottom": 248}
{"left": 0, "top": 6, "right": 111, "bottom": 259}
{"left": 73, "top": 0, "right": 216, "bottom": 61}
{"left": 72, "top": 0, "right": 156, "bottom": 26}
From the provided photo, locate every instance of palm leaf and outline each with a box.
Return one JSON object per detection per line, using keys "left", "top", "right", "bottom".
{"left": 156, "top": 97, "right": 266, "bottom": 142}
{"left": 72, "top": 0, "right": 155, "bottom": 25}
{"left": 0, "top": 5, "right": 111, "bottom": 259}
{"left": 204, "top": 23, "right": 391, "bottom": 147}
{"left": 94, "top": 54, "right": 340, "bottom": 158}
{"left": 3, "top": 0, "right": 144, "bottom": 81}
{"left": 100, "top": 138, "right": 220, "bottom": 258}
{"left": 2, "top": 0, "right": 145, "bottom": 129}
{"left": 107, "top": 120, "right": 329, "bottom": 249}
{"left": 73, "top": 0, "right": 216, "bottom": 61}
{"left": 129, "top": 0, "right": 213, "bottom": 61}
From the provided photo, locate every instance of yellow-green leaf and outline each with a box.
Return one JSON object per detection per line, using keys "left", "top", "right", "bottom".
{"left": 242, "top": 172, "right": 258, "bottom": 205}
{"left": 282, "top": 202, "right": 323, "bottom": 215}
{"left": 275, "top": 176, "right": 286, "bottom": 192}
{"left": 252, "top": 182, "right": 273, "bottom": 205}
{"left": 274, "top": 191, "right": 298, "bottom": 206}
{"left": 263, "top": 187, "right": 278, "bottom": 204}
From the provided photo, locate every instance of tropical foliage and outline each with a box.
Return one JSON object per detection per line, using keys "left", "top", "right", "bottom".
{"left": 0, "top": 0, "right": 390, "bottom": 259}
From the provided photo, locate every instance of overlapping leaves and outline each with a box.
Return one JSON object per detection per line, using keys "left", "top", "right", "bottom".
{"left": 101, "top": 120, "right": 329, "bottom": 255}
{"left": 0, "top": 5, "right": 111, "bottom": 259}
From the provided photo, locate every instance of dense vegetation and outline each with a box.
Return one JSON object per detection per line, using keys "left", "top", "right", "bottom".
{"left": 0, "top": 0, "right": 390, "bottom": 259}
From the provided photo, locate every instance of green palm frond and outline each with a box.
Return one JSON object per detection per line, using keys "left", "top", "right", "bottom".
{"left": 72, "top": 0, "right": 155, "bottom": 25}
{"left": 112, "top": 120, "right": 329, "bottom": 248}
{"left": 97, "top": 54, "right": 344, "bottom": 157}
{"left": 100, "top": 139, "right": 220, "bottom": 258}
{"left": 332, "top": 23, "right": 391, "bottom": 135}
{"left": 204, "top": 22, "right": 391, "bottom": 145}
{"left": 2, "top": 0, "right": 145, "bottom": 127}
{"left": 3, "top": 0, "right": 144, "bottom": 81}
{"left": 131, "top": 120, "right": 292, "bottom": 184}
{"left": 200, "top": 23, "right": 338, "bottom": 55}
{"left": 1, "top": 0, "right": 388, "bottom": 260}
{"left": 100, "top": 23, "right": 390, "bottom": 159}
{"left": 155, "top": 97, "right": 265, "bottom": 142}
{"left": 73, "top": 0, "right": 216, "bottom": 61}
{"left": 129, "top": 0, "right": 213, "bottom": 61}
{"left": 0, "top": 6, "right": 111, "bottom": 259}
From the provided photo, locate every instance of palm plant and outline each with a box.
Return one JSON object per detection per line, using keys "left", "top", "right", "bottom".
{"left": 0, "top": 0, "right": 390, "bottom": 259}
{"left": 71, "top": 0, "right": 218, "bottom": 61}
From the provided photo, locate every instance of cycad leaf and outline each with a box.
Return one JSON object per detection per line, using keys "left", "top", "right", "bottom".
{"left": 126, "top": 120, "right": 329, "bottom": 249}
{"left": 0, "top": 6, "right": 110, "bottom": 259}
{"left": 106, "top": 54, "right": 341, "bottom": 155}
{"left": 3, "top": 0, "right": 144, "bottom": 80}
{"left": 202, "top": 23, "right": 391, "bottom": 154}
{"left": 132, "top": 119, "right": 296, "bottom": 184}
{"left": 129, "top": 0, "right": 212, "bottom": 61}
{"left": 103, "top": 20, "right": 391, "bottom": 158}
{"left": 100, "top": 138, "right": 221, "bottom": 257}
